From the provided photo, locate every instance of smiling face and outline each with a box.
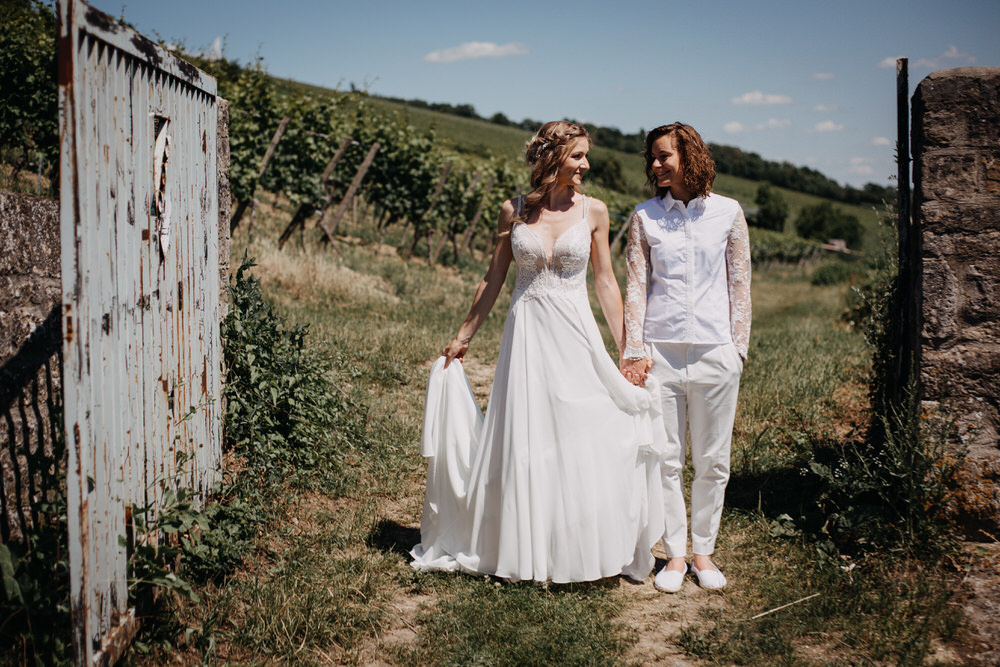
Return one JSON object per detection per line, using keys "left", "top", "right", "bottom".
{"left": 649, "top": 134, "right": 691, "bottom": 202}
{"left": 555, "top": 137, "right": 590, "bottom": 188}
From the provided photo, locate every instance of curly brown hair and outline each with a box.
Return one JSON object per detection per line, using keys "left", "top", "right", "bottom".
{"left": 644, "top": 123, "right": 715, "bottom": 199}
{"left": 518, "top": 121, "right": 590, "bottom": 221}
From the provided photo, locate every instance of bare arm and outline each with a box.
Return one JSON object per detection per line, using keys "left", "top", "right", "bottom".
{"left": 442, "top": 199, "right": 516, "bottom": 366}
{"left": 589, "top": 199, "right": 625, "bottom": 354}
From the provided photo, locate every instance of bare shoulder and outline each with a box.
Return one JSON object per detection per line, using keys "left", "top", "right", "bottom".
{"left": 585, "top": 195, "right": 610, "bottom": 233}
{"left": 496, "top": 197, "right": 518, "bottom": 233}
{"left": 586, "top": 195, "right": 609, "bottom": 216}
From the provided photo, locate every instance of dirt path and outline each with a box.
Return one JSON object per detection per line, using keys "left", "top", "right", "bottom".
{"left": 359, "top": 356, "right": 714, "bottom": 665}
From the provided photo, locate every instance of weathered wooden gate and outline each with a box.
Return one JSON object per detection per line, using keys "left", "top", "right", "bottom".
{"left": 58, "top": 1, "right": 223, "bottom": 663}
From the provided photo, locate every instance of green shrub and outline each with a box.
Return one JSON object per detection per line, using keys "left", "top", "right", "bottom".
{"left": 752, "top": 183, "right": 788, "bottom": 231}
{"left": 795, "top": 202, "right": 863, "bottom": 249}
{"left": 810, "top": 259, "right": 860, "bottom": 286}
{"left": 222, "top": 254, "right": 368, "bottom": 490}
{"left": 0, "top": 427, "right": 71, "bottom": 666}
{"left": 748, "top": 227, "right": 824, "bottom": 264}
{"left": 804, "top": 395, "right": 961, "bottom": 556}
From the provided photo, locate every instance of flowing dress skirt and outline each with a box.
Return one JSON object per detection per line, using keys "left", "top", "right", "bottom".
{"left": 411, "top": 290, "right": 665, "bottom": 583}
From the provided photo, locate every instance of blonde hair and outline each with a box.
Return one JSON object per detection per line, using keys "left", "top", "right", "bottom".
{"left": 518, "top": 121, "right": 590, "bottom": 222}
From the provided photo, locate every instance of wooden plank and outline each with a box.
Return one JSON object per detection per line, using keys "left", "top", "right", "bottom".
{"left": 461, "top": 174, "right": 496, "bottom": 254}
{"left": 231, "top": 116, "right": 289, "bottom": 231}
{"left": 319, "top": 142, "right": 380, "bottom": 242}
{"left": 278, "top": 136, "right": 352, "bottom": 249}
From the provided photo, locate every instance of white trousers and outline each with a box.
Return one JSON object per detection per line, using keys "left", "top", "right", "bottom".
{"left": 648, "top": 341, "right": 742, "bottom": 557}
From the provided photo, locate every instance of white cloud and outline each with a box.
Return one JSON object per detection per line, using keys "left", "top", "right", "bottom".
{"left": 881, "top": 46, "right": 977, "bottom": 70}
{"left": 914, "top": 45, "right": 978, "bottom": 69}
{"left": 423, "top": 41, "right": 529, "bottom": 63}
{"left": 755, "top": 118, "right": 791, "bottom": 130}
{"left": 812, "top": 72, "right": 835, "bottom": 80}
{"left": 723, "top": 121, "right": 745, "bottom": 134}
{"left": 731, "top": 90, "right": 793, "bottom": 106}
{"left": 849, "top": 157, "right": 874, "bottom": 175}
{"left": 815, "top": 120, "right": 844, "bottom": 132}
{"left": 872, "top": 136, "right": 891, "bottom": 147}
{"left": 812, "top": 104, "right": 837, "bottom": 112}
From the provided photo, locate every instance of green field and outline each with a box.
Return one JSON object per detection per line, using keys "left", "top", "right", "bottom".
{"left": 117, "top": 192, "right": 964, "bottom": 666}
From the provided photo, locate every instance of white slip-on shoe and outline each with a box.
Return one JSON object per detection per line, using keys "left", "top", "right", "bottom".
{"left": 653, "top": 563, "right": 688, "bottom": 593}
{"left": 691, "top": 562, "right": 727, "bottom": 589}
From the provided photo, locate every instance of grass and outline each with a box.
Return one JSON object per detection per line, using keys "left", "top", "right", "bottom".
{"left": 128, "top": 191, "right": 967, "bottom": 666}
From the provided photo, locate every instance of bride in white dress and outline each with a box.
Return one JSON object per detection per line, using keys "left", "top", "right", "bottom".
{"left": 410, "top": 121, "right": 665, "bottom": 583}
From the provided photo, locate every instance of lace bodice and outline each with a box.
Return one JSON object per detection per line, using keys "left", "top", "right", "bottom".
{"left": 510, "top": 201, "right": 591, "bottom": 305}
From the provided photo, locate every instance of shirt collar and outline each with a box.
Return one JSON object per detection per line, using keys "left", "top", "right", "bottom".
{"left": 661, "top": 190, "right": 707, "bottom": 214}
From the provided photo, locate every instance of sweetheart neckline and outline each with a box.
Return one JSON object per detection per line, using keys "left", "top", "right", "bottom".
{"left": 519, "top": 217, "right": 589, "bottom": 268}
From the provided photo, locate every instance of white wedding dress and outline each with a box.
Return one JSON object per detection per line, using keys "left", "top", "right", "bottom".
{"left": 411, "top": 197, "right": 666, "bottom": 583}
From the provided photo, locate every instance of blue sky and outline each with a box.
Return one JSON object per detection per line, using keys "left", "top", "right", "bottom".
{"left": 91, "top": 0, "right": 999, "bottom": 188}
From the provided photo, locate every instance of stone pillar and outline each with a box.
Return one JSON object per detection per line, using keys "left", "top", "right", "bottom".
{"left": 912, "top": 66, "right": 1000, "bottom": 532}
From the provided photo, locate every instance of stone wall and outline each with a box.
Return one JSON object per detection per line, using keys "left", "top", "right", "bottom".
{"left": 0, "top": 192, "right": 62, "bottom": 543}
{"left": 912, "top": 66, "right": 1000, "bottom": 532}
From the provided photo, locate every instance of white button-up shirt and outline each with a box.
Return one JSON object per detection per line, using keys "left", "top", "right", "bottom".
{"left": 623, "top": 191, "right": 751, "bottom": 359}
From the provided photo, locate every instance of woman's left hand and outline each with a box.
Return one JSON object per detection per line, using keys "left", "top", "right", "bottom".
{"left": 620, "top": 357, "right": 652, "bottom": 387}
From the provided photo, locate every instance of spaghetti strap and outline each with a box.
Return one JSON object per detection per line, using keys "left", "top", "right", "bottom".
{"left": 582, "top": 195, "right": 590, "bottom": 218}
{"left": 517, "top": 195, "right": 524, "bottom": 217}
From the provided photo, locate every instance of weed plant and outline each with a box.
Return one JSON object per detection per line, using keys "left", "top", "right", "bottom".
{"left": 122, "top": 253, "right": 377, "bottom": 661}
{"left": 222, "top": 254, "right": 368, "bottom": 492}
{"left": 0, "top": 430, "right": 71, "bottom": 667}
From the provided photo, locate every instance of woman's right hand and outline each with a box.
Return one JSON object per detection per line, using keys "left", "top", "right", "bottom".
{"left": 442, "top": 337, "right": 470, "bottom": 368}
{"left": 620, "top": 357, "right": 652, "bottom": 386}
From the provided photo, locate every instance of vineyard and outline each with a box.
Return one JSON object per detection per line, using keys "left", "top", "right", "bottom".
{"left": 200, "top": 56, "right": 879, "bottom": 268}
{"left": 1, "top": 0, "right": 884, "bottom": 264}
{"left": 4, "top": 5, "right": 988, "bottom": 665}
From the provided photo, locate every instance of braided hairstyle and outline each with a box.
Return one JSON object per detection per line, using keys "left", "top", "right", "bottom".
{"left": 518, "top": 121, "right": 590, "bottom": 222}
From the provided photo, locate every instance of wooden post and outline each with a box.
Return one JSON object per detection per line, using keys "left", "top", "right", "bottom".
{"left": 231, "top": 116, "right": 290, "bottom": 231}
{"left": 277, "top": 203, "right": 316, "bottom": 249}
{"left": 461, "top": 174, "right": 497, "bottom": 254}
{"left": 319, "top": 141, "right": 380, "bottom": 244}
{"left": 430, "top": 170, "right": 482, "bottom": 265}
{"left": 277, "top": 136, "right": 353, "bottom": 249}
{"left": 610, "top": 213, "right": 631, "bottom": 255}
{"left": 418, "top": 162, "right": 453, "bottom": 262}
{"left": 893, "top": 57, "right": 915, "bottom": 414}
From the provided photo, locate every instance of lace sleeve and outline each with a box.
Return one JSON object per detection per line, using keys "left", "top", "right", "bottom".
{"left": 726, "top": 206, "right": 752, "bottom": 359}
{"left": 623, "top": 212, "right": 650, "bottom": 360}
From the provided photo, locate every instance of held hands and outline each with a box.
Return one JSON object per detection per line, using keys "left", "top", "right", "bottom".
{"left": 442, "top": 337, "right": 470, "bottom": 368}
{"left": 620, "top": 357, "right": 652, "bottom": 387}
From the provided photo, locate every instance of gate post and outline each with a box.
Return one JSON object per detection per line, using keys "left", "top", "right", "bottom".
{"left": 912, "top": 66, "right": 1000, "bottom": 533}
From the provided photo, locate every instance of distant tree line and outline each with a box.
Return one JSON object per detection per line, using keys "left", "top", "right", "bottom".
{"left": 379, "top": 95, "right": 894, "bottom": 208}
{"left": 752, "top": 183, "right": 863, "bottom": 249}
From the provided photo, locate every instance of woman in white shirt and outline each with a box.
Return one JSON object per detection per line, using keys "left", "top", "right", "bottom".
{"left": 620, "top": 123, "right": 751, "bottom": 593}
